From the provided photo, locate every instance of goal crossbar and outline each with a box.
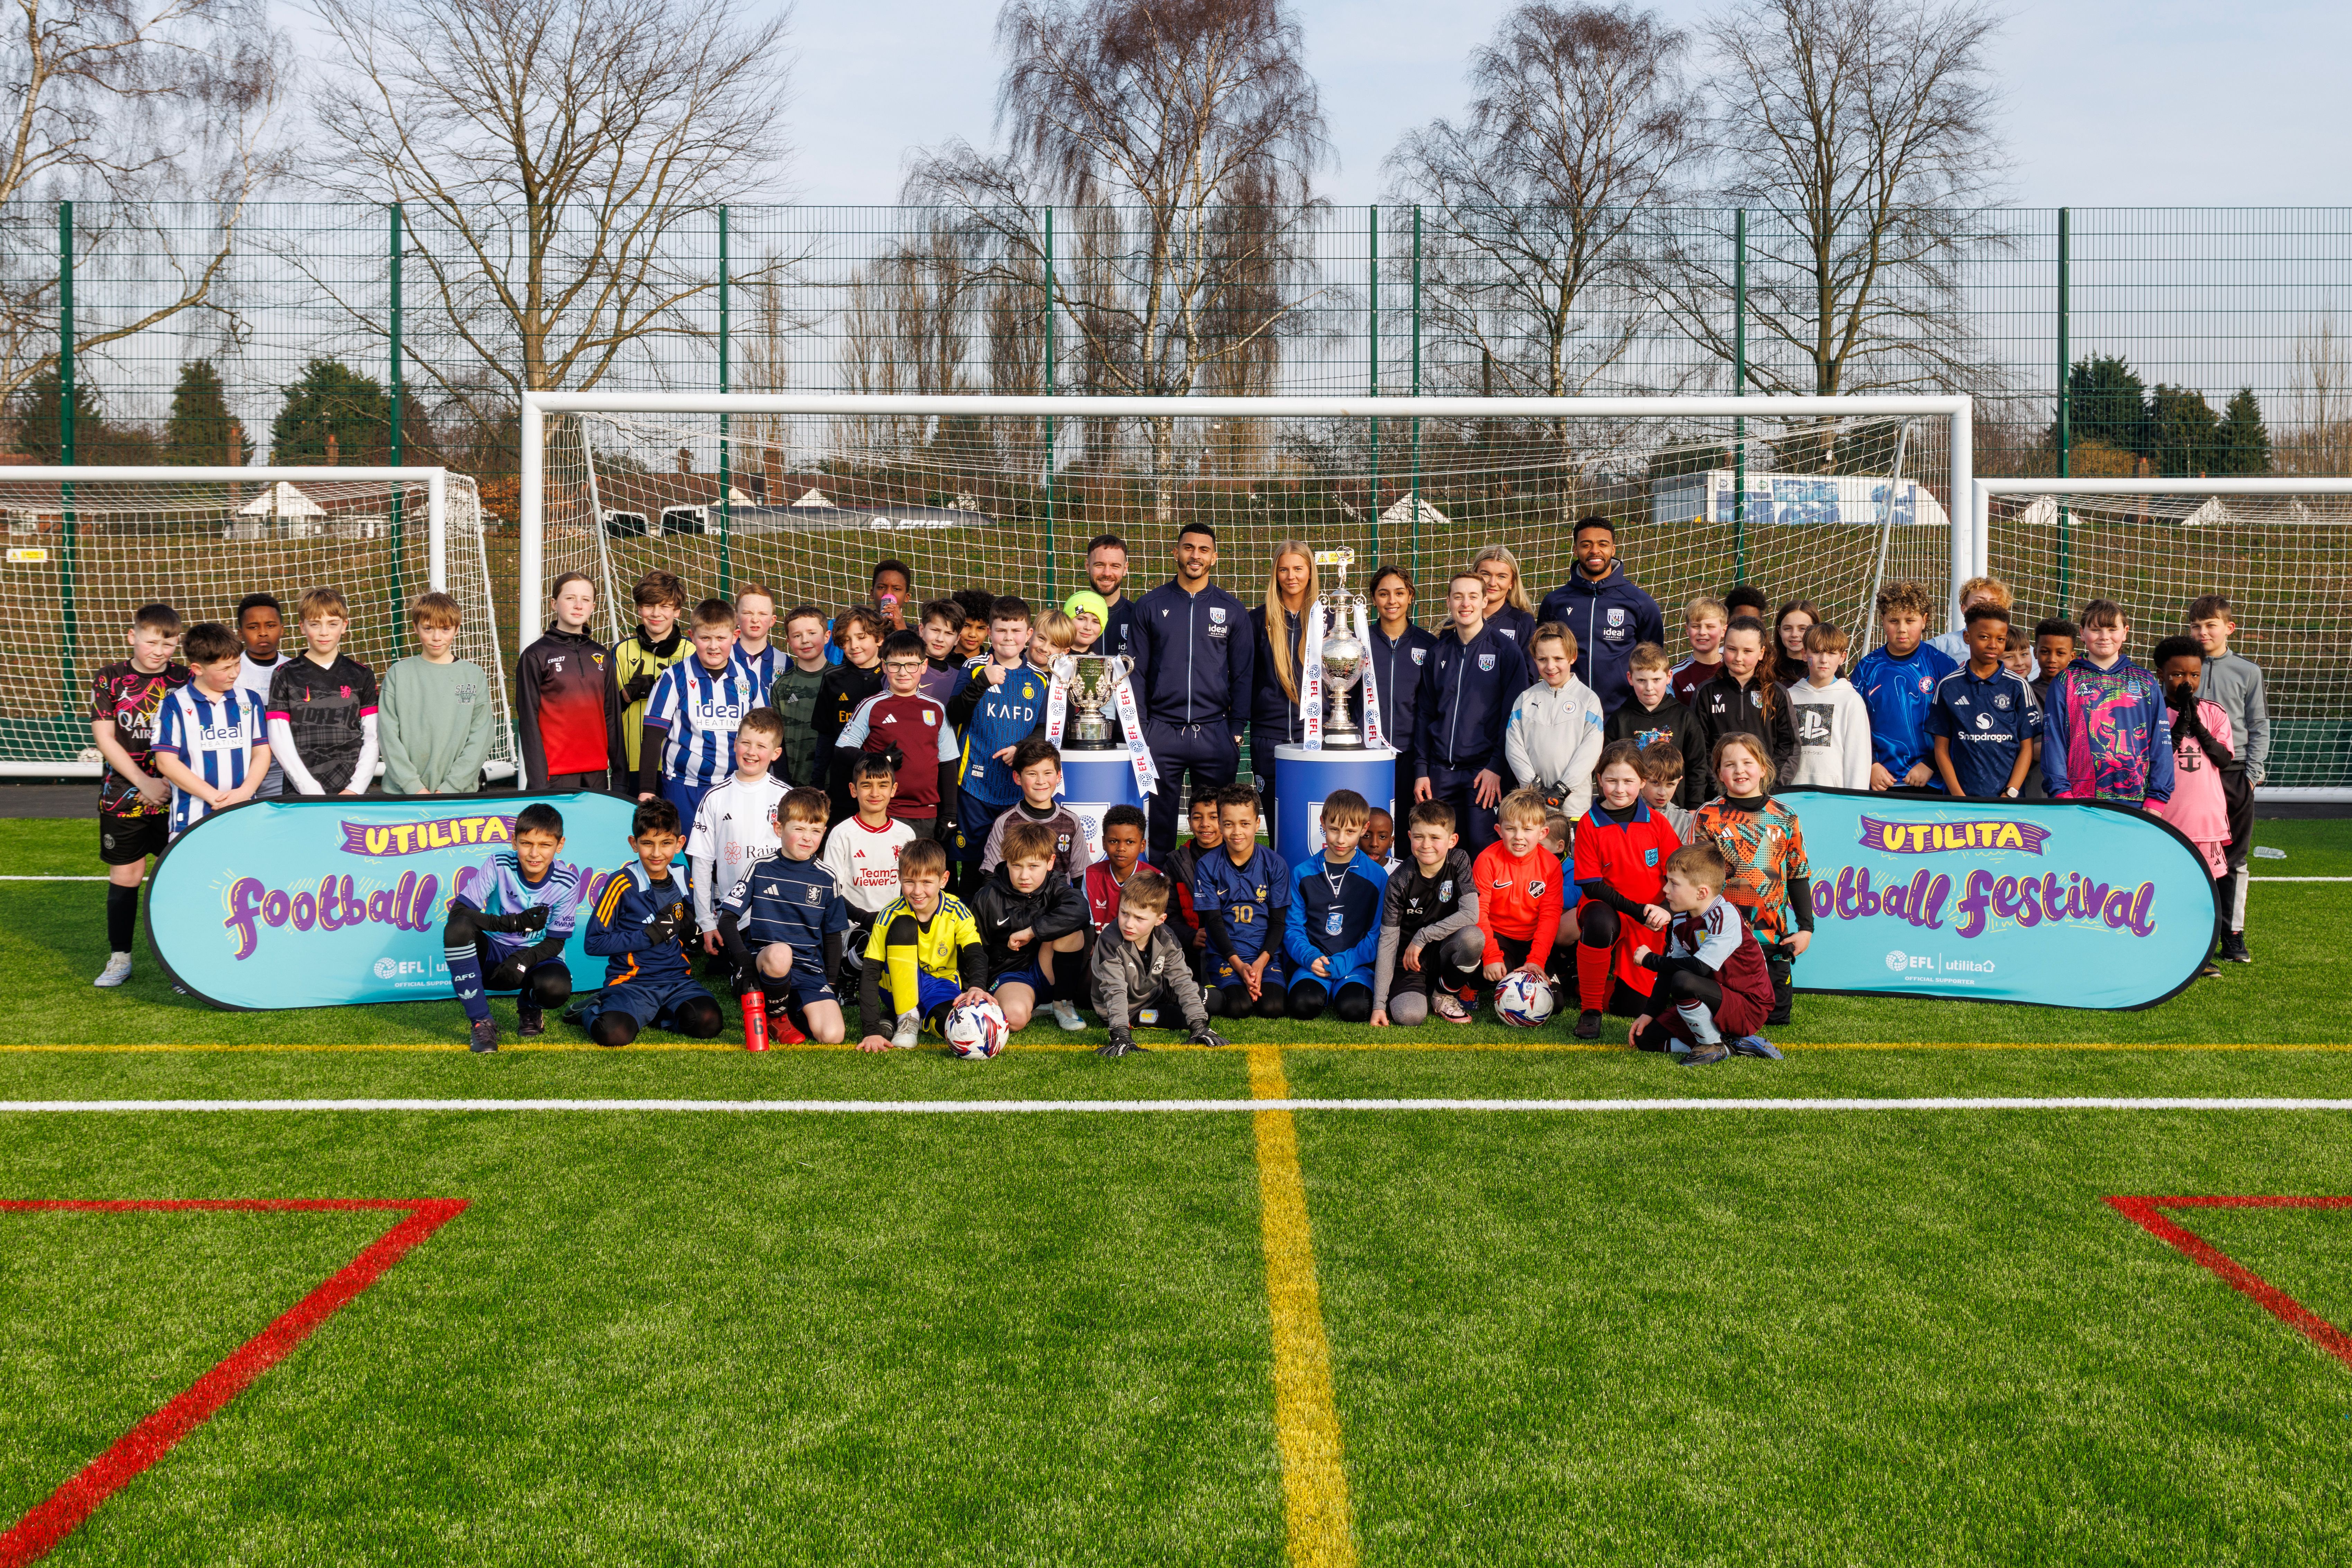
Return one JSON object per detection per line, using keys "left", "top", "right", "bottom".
{"left": 520, "top": 392, "right": 1977, "bottom": 643}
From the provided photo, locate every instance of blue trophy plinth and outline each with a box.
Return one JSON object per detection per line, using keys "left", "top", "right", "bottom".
{"left": 1057, "top": 749, "right": 1148, "bottom": 861}
{"left": 1271, "top": 744, "right": 1397, "bottom": 867}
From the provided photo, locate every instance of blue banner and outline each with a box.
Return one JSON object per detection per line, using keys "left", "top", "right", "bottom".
{"left": 1782, "top": 788, "right": 2216, "bottom": 1009}
{"left": 147, "top": 794, "right": 641, "bottom": 1011}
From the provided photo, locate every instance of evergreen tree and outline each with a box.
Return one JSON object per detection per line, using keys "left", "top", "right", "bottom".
{"left": 2146, "top": 384, "right": 2221, "bottom": 476}
{"left": 270, "top": 359, "right": 391, "bottom": 464}
{"left": 162, "top": 359, "right": 252, "bottom": 465}
{"left": 2066, "top": 354, "right": 2149, "bottom": 454}
{"left": 9, "top": 367, "right": 106, "bottom": 463}
{"left": 2217, "top": 386, "right": 2271, "bottom": 475}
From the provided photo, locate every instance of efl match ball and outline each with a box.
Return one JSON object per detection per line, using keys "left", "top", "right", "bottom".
{"left": 1492, "top": 971, "right": 1556, "bottom": 1028}
{"left": 944, "top": 998, "right": 1010, "bottom": 1060}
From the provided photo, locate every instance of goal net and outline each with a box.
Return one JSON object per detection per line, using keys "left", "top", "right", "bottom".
{"left": 0, "top": 467, "right": 518, "bottom": 778}
{"left": 528, "top": 395, "right": 1968, "bottom": 673}
{"left": 1980, "top": 479, "right": 2352, "bottom": 794}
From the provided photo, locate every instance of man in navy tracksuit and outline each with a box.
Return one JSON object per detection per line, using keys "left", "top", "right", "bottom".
{"left": 1415, "top": 571, "right": 1531, "bottom": 855}
{"left": 1536, "top": 516, "right": 1665, "bottom": 712}
{"left": 1130, "top": 523, "right": 1256, "bottom": 860}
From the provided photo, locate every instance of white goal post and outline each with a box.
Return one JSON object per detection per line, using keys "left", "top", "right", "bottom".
{"left": 1974, "top": 477, "right": 2352, "bottom": 802}
{"left": 0, "top": 465, "right": 518, "bottom": 780}
{"left": 520, "top": 392, "right": 1976, "bottom": 657}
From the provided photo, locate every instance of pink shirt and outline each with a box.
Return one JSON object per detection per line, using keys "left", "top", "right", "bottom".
{"left": 2151, "top": 700, "right": 2232, "bottom": 876}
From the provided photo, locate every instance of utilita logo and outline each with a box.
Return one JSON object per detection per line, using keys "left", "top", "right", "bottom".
{"left": 1859, "top": 815, "right": 2050, "bottom": 856}
{"left": 338, "top": 814, "right": 519, "bottom": 857}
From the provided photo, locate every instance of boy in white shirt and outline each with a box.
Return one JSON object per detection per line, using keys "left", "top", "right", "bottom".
{"left": 1782, "top": 622, "right": 1872, "bottom": 789}
{"left": 819, "top": 753, "right": 918, "bottom": 981}
{"left": 1502, "top": 622, "right": 1606, "bottom": 818}
{"left": 689, "top": 709, "right": 792, "bottom": 950}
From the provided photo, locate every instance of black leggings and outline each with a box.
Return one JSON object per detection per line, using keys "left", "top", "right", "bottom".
{"left": 1287, "top": 978, "right": 1372, "bottom": 1022}
{"left": 589, "top": 995, "right": 724, "bottom": 1048}
{"left": 443, "top": 905, "right": 574, "bottom": 1008}
{"left": 1205, "top": 983, "right": 1288, "bottom": 1019}
{"left": 1633, "top": 959, "right": 1723, "bottom": 1051}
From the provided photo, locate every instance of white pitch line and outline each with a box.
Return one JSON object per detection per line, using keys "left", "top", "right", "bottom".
{"left": 5, "top": 1096, "right": 2352, "bottom": 1115}
{"left": 2250, "top": 876, "right": 2352, "bottom": 882}
{"left": 0, "top": 875, "right": 109, "bottom": 881}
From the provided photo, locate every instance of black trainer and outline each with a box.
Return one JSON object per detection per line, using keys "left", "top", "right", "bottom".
{"left": 2220, "top": 931, "right": 2252, "bottom": 964}
{"left": 468, "top": 1018, "right": 500, "bottom": 1054}
{"left": 1573, "top": 1008, "right": 1602, "bottom": 1040}
{"left": 517, "top": 1001, "right": 545, "bottom": 1038}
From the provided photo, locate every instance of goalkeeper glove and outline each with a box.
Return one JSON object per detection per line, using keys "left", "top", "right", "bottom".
{"left": 622, "top": 672, "right": 658, "bottom": 704}
{"left": 1188, "top": 1025, "right": 1229, "bottom": 1049}
{"left": 882, "top": 743, "right": 906, "bottom": 772}
{"left": 1095, "top": 1026, "right": 1138, "bottom": 1059}
{"left": 475, "top": 905, "right": 546, "bottom": 934}
{"left": 487, "top": 955, "right": 530, "bottom": 991}
{"left": 642, "top": 915, "right": 680, "bottom": 948}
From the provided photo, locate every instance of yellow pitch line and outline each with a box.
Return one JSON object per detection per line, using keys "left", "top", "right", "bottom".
{"left": 1249, "top": 1045, "right": 1358, "bottom": 1568}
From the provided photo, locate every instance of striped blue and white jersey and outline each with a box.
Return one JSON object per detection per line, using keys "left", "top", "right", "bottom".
{"left": 152, "top": 684, "right": 267, "bottom": 837}
{"left": 645, "top": 657, "right": 759, "bottom": 786}
{"left": 732, "top": 641, "right": 778, "bottom": 695}
{"left": 452, "top": 851, "right": 596, "bottom": 960}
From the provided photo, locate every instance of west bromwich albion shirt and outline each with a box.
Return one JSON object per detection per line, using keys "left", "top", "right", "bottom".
{"left": 645, "top": 657, "right": 759, "bottom": 787}
{"left": 152, "top": 684, "right": 266, "bottom": 837}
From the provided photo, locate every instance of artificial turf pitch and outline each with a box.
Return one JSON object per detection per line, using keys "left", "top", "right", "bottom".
{"left": 4, "top": 818, "right": 2351, "bottom": 1564}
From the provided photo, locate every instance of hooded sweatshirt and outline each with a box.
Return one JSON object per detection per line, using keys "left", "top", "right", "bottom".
{"left": 1503, "top": 675, "right": 1608, "bottom": 818}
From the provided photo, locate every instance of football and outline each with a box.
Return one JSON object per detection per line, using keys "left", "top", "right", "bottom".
{"left": 1492, "top": 971, "right": 1556, "bottom": 1028}
{"left": 944, "top": 998, "right": 1010, "bottom": 1059}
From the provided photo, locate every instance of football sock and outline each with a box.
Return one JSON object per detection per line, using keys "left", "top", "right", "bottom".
{"left": 445, "top": 940, "right": 492, "bottom": 1025}
{"left": 105, "top": 883, "right": 138, "bottom": 954}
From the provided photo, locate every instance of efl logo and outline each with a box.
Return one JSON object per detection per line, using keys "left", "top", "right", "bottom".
{"left": 1858, "top": 815, "right": 2050, "bottom": 856}
{"left": 1884, "top": 949, "right": 1933, "bottom": 973}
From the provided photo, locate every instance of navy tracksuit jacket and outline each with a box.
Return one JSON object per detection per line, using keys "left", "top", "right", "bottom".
{"left": 1536, "top": 565, "right": 1666, "bottom": 713}
{"left": 1131, "top": 578, "right": 1256, "bottom": 856}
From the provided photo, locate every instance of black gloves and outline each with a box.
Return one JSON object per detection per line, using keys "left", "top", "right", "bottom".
{"left": 1097, "top": 1026, "right": 1141, "bottom": 1058}
{"left": 475, "top": 904, "right": 549, "bottom": 935}
{"left": 642, "top": 914, "right": 680, "bottom": 948}
{"left": 622, "top": 672, "right": 659, "bottom": 704}
{"left": 882, "top": 743, "right": 906, "bottom": 772}
{"left": 487, "top": 955, "right": 530, "bottom": 991}
{"left": 1188, "top": 1025, "right": 1229, "bottom": 1049}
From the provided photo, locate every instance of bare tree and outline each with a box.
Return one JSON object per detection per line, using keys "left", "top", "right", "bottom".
{"left": 1386, "top": 3, "right": 1700, "bottom": 404}
{"left": 1655, "top": 0, "right": 2008, "bottom": 420}
{"left": 303, "top": 0, "right": 791, "bottom": 419}
{"left": 2280, "top": 315, "right": 2352, "bottom": 475}
{"left": 0, "top": 0, "right": 285, "bottom": 404}
{"left": 905, "top": 0, "right": 1331, "bottom": 521}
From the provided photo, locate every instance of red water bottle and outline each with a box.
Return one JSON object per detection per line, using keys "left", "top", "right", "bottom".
{"left": 740, "top": 990, "right": 769, "bottom": 1052}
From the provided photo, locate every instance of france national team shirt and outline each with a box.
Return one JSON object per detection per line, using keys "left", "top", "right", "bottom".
{"left": 152, "top": 685, "right": 267, "bottom": 837}
{"left": 645, "top": 657, "right": 759, "bottom": 786}
{"left": 1193, "top": 845, "right": 1291, "bottom": 964}
{"left": 452, "top": 851, "right": 594, "bottom": 960}
{"left": 1925, "top": 665, "right": 2041, "bottom": 798}
{"left": 721, "top": 851, "right": 848, "bottom": 987}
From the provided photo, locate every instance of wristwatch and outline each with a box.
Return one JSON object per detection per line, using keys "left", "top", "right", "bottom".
{"left": 2002, "top": 786, "right": 2020, "bottom": 799}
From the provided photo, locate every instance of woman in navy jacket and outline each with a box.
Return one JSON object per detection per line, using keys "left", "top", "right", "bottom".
{"left": 1365, "top": 564, "right": 1436, "bottom": 822}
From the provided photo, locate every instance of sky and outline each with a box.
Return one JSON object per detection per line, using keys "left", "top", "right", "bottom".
{"left": 781, "top": 0, "right": 2352, "bottom": 209}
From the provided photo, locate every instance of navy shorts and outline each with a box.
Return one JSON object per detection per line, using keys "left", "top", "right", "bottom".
{"left": 754, "top": 967, "right": 838, "bottom": 1008}
{"left": 988, "top": 958, "right": 1045, "bottom": 993}
{"left": 594, "top": 975, "right": 716, "bottom": 1031}
{"left": 879, "top": 970, "right": 962, "bottom": 1021}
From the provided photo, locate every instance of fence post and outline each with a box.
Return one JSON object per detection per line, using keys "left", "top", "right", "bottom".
{"left": 717, "top": 204, "right": 732, "bottom": 598}
{"left": 58, "top": 199, "right": 76, "bottom": 708}
{"left": 2055, "top": 206, "right": 2071, "bottom": 607}
{"left": 1042, "top": 206, "right": 1056, "bottom": 598}
{"left": 1732, "top": 208, "right": 1747, "bottom": 584}
{"left": 1411, "top": 204, "right": 1422, "bottom": 579}
{"left": 389, "top": 201, "right": 404, "bottom": 614}
{"left": 1368, "top": 204, "right": 1380, "bottom": 562}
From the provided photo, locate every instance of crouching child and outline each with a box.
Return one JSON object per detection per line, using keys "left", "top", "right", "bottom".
{"left": 1630, "top": 842, "right": 1779, "bottom": 1066}
{"left": 856, "top": 837, "right": 991, "bottom": 1052}
{"left": 1090, "top": 870, "right": 1227, "bottom": 1058}
{"left": 443, "top": 801, "right": 589, "bottom": 1053}
{"left": 717, "top": 787, "right": 850, "bottom": 1046}
{"left": 1282, "top": 788, "right": 1387, "bottom": 1022}
{"left": 1369, "top": 799, "right": 1484, "bottom": 1027}
{"left": 579, "top": 798, "right": 725, "bottom": 1048}
{"left": 971, "top": 817, "right": 1091, "bottom": 1031}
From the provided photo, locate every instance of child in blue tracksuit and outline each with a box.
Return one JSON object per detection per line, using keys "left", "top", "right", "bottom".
{"left": 944, "top": 595, "right": 1048, "bottom": 889}
{"left": 1850, "top": 580, "right": 1959, "bottom": 791}
{"left": 579, "top": 797, "right": 724, "bottom": 1048}
{"left": 1415, "top": 571, "right": 1532, "bottom": 855}
{"left": 1283, "top": 788, "right": 1388, "bottom": 1022}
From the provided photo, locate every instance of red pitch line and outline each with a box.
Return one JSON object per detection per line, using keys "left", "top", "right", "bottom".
{"left": 2105, "top": 1195, "right": 2352, "bottom": 1370}
{"left": 0, "top": 1197, "right": 467, "bottom": 1567}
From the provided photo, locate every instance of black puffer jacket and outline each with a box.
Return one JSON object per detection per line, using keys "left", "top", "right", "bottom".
{"left": 967, "top": 864, "right": 1090, "bottom": 973}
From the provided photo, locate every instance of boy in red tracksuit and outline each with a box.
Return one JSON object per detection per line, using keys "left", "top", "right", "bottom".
{"left": 1632, "top": 841, "right": 1779, "bottom": 1065}
{"left": 1472, "top": 787, "right": 1580, "bottom": 1000}
{"left": 1570, "top": 741, "right": 1685, "bottom": 1039}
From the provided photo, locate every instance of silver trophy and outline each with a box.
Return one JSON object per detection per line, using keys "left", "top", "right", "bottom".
{"left": 1313, "top": 548, "right": 1368, "bottom": 749}
{"left": 1053, "top": 653, "right": 1133, "bottom": 748}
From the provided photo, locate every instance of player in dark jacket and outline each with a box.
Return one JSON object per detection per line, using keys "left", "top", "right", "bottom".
{"left": 1128, "top": 523, "right": 1256, "bottom": 860}
{"left": 1414, "top": 571, "right": 1532, "bottom": 856}
{"left": 516, "top": 619, "right": 623, "bottom": 791}
{"left": 1535, "top": 516, "right": 1666, "bottom": 713}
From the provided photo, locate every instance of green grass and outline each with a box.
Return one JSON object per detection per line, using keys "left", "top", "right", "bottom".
{"left": 3, "top": 819, "right": 2351, "bottom": 1564}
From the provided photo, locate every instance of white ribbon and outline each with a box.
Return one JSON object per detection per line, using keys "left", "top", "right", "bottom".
{"left": 1354, "top": 600, "right": 1386, "bottom": 750}
{"left": 1299, "top": 605, "right": 1325, "bottom": 750}
{"left": 1110, "top": 668, "right": 1157, "bottom": 795}
{"left": 1043, "top": 669, "right": 1069, "bottom": 745}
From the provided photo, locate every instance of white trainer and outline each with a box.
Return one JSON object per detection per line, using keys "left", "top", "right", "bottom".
{"left": 1050, "top": 999, "right": 1085, "bottom": 1032}
{"left": 890, "top": 1010, "right": 922, "bottom": 1049}
{"left": 93, "top": 953, "right": 134, "bottom": 988}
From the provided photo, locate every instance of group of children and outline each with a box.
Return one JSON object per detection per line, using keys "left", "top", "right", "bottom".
{"left": 83, "top": 550, "right": 2269, "bottom": 1051}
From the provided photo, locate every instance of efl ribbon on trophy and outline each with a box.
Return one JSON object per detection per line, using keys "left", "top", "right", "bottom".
{"left": 1043, "top": 666, "right": 1070, "bottom": 745}
{"left": 1352, "top": 598, "right": 1385, "bottom": 749}
{"left": 1300, "top": 604, "right": 1325, "bottom": 748}
{"left": 1110, "top": 673, "right": 1156, "bottom": 794}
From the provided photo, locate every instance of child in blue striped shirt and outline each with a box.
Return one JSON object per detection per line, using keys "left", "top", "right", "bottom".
{"left": 151, "top": 622, "right": 272, "bottom": 839}
{"left": 640, "top": 598, "right": 760, "bottom": 828}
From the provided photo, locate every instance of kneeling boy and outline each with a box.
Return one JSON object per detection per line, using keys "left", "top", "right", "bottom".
{"left": 581, "top": 798, "right": 724, "bottom": 1048}
{"left": 1283, "top": 788, "right": 1387, "bottom": 1022}
{"left": 718, "top": 787, "right": 851, "bottom": 1045}
{"left": 1091, "top": 870, "right": 1226, "bottom": 1057}
{"left": 445, "top": 801, "right": 590, "bottom": 1053}
{"left": 1193, "top": 784, "right": 1291, "bottom": 1019}
{"left": 857, "top": 837, "right": 991, "bottom": 1051}
{"left": 1369, "top": 800, "right": 1484, "bottom": 1026}
{"left": 971, "top": 817, "right": 1090, "bottom": 1031}
{"left": 1631, "top": 843, "right": 1778, "bottom": 1065}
